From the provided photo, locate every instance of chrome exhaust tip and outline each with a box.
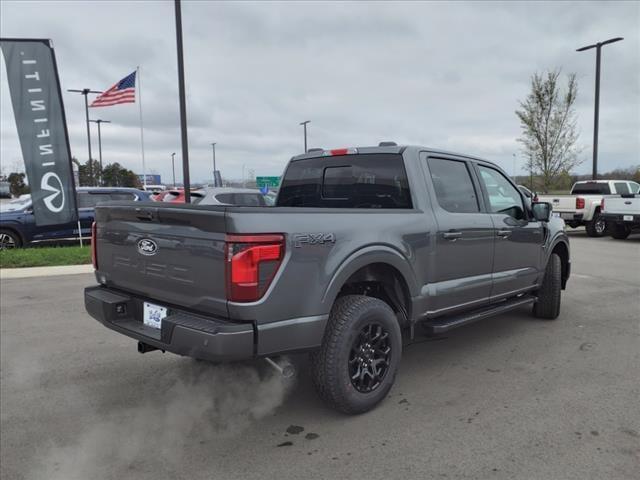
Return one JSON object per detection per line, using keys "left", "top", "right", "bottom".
{"left": 264, "top": 357, "right": 295, "bottom": 378}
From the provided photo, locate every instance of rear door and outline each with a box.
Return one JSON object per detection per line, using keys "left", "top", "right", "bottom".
{"left": 474, "top": 164, "right": 543, "bottom": 299}
{"left": 421, "top": 154, "right": 495, "bottom": 315}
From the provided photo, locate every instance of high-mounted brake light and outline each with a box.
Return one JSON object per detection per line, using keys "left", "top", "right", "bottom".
{"left": 225, "top": 234, "right": 285, "bottom": 302}
{"left": 91, "top": 222, "right": 98, "bottom": 270}
{"left": 323, "top": 148, "right": 358, "bottom": 156}
{"left": 576, "top": 197, "right": 585, "bottom": 209}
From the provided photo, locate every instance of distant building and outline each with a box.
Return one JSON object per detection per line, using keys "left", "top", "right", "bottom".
{"left": 137, "top": 174, "right": 162, "bottom": 185}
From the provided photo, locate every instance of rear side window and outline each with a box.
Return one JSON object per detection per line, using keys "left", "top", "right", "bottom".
{"left": 571, "top": 183, "right": 611, "bottom": 194}
{"left": 277, "top": 154, "right": 412, "bottom": 208}
{"left": 109, "top": 192, "right": 136, "bottom": 201}
{"left": 77, "top": 192, "right": 112, "bottom": 208}
{"left": 233, "top": 193, "right": 266, "bottom": 206}
{"left": 214, "top": 193, "right": 234, "bottom": 204}
{"left": 426, "top": 158, "right": 479, "bottom": 213}
{"left": 614, "top": 182, "right": 630, "bottom": 195}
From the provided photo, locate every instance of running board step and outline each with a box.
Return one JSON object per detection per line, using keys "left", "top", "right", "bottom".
{"left": 421, "top": 295, "right": 537, "bottom": 334}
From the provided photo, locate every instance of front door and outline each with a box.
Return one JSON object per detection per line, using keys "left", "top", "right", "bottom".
{"left": 422, "top": 155, "right": 495, "bottom": 316}
{"left": 475, "top": 164, "right": 543, "bottom": 300}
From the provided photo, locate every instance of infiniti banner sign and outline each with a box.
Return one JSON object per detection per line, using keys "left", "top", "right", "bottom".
{"left": 0, "top": 39, "right": 77, "bottom": 225}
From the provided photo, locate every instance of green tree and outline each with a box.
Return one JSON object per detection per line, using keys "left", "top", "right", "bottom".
{"left": 102, "top": 163, "right": 141, "bottom": 188}
{"left": 7, "top": 172, "right": 29, "bottom": 196}
{"left": 516, "top": 70, "right": 583, "bottom": 193}
{"left": 73, "top": 159, "right": 101, "bottom": 187}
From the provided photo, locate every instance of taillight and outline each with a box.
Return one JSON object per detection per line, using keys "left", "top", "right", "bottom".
{"left": 91, "top": 222, "right": 98, "bottom": 270}
{"left": 225, "top": 234, "right": 284, "bottom": 302}
{"left": 533, "top": 194, "right": 539, "bottom": 202}
{"left": 576, "top": 197, "right": 585, "bottom": 209}
{"left": 600, "top": 198, "right": 605, "bottom": 211}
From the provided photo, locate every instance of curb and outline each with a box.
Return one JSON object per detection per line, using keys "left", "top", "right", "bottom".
{"left": 0, "top": 264, "right": 93, "bottom": 279}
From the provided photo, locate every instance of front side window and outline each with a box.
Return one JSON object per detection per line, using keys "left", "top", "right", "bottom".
{"left": 629, "top": 182, "right": 640, "bottom": 194}
{"left": 477, "top": 166, "right": 525, "bottom": 220}
{"left": 426, "top": 157, "right": 479, "bottom": 213}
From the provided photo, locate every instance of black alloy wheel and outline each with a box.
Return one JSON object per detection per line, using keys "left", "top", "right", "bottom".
{"left": 348, "top": 323, "right": 392, "bottom": 393}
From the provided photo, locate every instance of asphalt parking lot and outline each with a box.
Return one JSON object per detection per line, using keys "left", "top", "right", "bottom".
{"left": 1, "top": 231, "right": 639, "bottom": 480}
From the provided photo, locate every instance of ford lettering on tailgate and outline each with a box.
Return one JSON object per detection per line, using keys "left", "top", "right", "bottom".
{"left": 114, "top": 255, "right": 193, "bottom": 285}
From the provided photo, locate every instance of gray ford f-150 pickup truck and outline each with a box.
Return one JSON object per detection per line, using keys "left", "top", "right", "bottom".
{"left": 85, "top": 144, "right": 570, "bottom": 413}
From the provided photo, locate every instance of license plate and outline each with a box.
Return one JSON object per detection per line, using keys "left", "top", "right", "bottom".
{"left": 560, "top": 213, "right": 573, "bottom": 220}
{"left": 143, "top": 302, "right": 167, "bottom": 329}
{"left": 552, "top": 212, "right": 560, "bottom": 218}
{"left": 623, "top": 215, "right": 633, "bottom": 222}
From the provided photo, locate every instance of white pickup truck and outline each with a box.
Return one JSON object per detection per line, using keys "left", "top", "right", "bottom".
{"left": 602, "top": 194, "right": 640, "bottom": 239}
{"left": 538, "top": 180, "right": 640, "bottom": 237}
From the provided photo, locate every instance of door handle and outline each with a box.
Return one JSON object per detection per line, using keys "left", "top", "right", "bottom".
{"left": 497, "top": 230, "right": 511, "bottom": 238}
{"left": 442, "top": 231, "right": 462, "bottom": 241}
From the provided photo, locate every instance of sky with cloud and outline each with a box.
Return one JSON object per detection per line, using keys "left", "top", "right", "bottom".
{"left": 1, "top": 0, "right": 638, "bottom": 184}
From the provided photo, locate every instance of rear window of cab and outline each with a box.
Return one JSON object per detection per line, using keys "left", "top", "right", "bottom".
{"left": 277, "top": 154, "right": 412, "bottom": 209}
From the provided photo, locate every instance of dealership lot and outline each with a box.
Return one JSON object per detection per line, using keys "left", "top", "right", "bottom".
{"left": 1, "top": 231, "right": 638, "bottom": 480}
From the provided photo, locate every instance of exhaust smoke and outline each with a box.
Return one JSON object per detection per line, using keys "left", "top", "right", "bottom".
{"left": 31, "top": 359, "right": 294, "bottom": 480}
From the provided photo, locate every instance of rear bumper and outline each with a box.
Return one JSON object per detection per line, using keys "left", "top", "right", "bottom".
{"left": 557, "top": 211, "right": 583, "bottom": 223}
{"left": 603, "top": 213, "right": 640, "bottom": 226}
{"left": 84, "top": 286, "right": 327, "bottom": 362}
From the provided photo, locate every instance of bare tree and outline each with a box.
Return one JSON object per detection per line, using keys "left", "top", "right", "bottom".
{"left": 516, "top": 70, "right": 582, "bottom": 193}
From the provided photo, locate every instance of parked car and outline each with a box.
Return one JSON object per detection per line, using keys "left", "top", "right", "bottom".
{"left": 537, "top": 180, "right": 640, "bottom": 237}
{"left": 85, "top": 144, "right": 570, "bottom": 414}
{"left": 152, "top": 189, "right": 204, "bottom": 203}
{"left": 602, "top": 194, "right": 640, "bottom": 239}
{"left": 0, "top": 187, "right": 150, "bottom": 249}
{"left": 193, "top": 187, "right": 271, "bottom": 206}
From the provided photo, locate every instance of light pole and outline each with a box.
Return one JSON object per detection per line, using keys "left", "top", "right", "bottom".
{"left": 211, "top": 142, "right": 217, "bottom": 186}
{"left": 299, "top": 120, "right": 310, "bottom": 153}
{"left": 512, "top": 153, "right": 516, "bottom": 180}
{"left": 174, "top": 0, "right": 191, "bottom": 202}
{"left": 89, "top": 119, "right": 110, "bottom": 186}
{"left": 68, "top": 88, "right": 102, "bottom": 186}
{"left": 576, "top": 37, "right": 624, "bottom": 180}
{"left": 171, "top": 152, "right": 176, "bottom": 187}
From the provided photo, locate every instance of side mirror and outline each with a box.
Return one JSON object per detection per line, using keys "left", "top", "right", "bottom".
{"left": 532, "top": 202, "right": 551, "bottom": 222}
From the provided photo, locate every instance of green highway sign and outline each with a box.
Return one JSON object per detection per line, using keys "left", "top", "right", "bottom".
{"left": 256, "top": 176, "right": 281, "bottom": 188}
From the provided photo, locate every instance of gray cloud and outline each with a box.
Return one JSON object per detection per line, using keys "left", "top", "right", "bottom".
{"left": 1, "top": 0, "right": 638, "bottom": 184}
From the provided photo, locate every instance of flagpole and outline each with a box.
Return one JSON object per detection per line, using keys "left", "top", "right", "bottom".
{"left": 137, "top": 65, "right": 147, "bottom": 188}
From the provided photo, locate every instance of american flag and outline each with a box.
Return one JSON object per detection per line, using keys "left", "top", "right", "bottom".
{"left": 90, "top": 71, "right": 136, "bottom": 107}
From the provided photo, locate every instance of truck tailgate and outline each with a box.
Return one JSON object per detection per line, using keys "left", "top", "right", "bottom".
{"left": 604, "top": 196, "right": 639, "bottom": 215}
{"left": 538, "top": 195, "right": 576, "bottom": 212}
{"left": 94, "top": 204, "right": 228, "bottom": 318}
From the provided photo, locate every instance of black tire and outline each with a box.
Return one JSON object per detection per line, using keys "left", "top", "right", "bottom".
{"left": 585, "top": 211, "right": 607, "bottom": 237}
{"left": 610, "top": 223, "right": 631, "bottom": 240}
{"left": 0, "top": 229, "right": 22, "bottom": 250}
{"left": 533, "top": 253, "right": 561, "bottom": 320}
{"left": 310, "top": 295, "right": 402, "bottom": 414}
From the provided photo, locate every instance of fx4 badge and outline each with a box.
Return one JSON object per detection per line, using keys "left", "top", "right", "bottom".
{"left": 293, "top": 233, "right": 336, "bottom": 248}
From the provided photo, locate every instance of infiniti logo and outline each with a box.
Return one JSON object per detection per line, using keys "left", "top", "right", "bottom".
{"left": 40, "top": 172, "right": 65, "bottom": 213}
{"left": 137, "top": 238, "right": 158, "bottom": 256}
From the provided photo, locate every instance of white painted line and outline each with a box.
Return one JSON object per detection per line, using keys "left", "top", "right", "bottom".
{"left": 0, "top": 264, "right": 93, "bottom": 279}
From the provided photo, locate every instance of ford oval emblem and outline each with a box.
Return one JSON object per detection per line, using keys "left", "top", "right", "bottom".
{"left": 137, "top": 238, "right": 158, "bottom": 256}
